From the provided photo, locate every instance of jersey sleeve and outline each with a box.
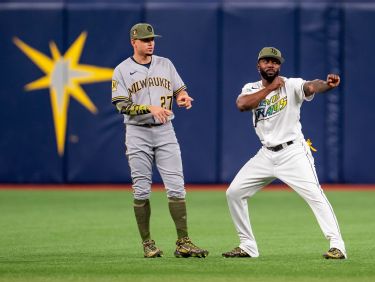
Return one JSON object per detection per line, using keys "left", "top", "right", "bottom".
{"left": 237, "top": 82, "right": 258, "bottom": 99}
{"left": 111, "top": 67, "right": 128, "bottom": 104}
{"left": 291, "top": 78, "right": 314, "bottom": 102}
{"left": 168, "top": 60, "right": 187, "bottom": 97}
{"left": 111, "top": 67, "right": 150, "bottom": 116}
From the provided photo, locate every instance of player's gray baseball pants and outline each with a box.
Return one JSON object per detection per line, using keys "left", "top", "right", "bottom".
{"left": 125, "top": 121, "right": 186, "bottom": 200}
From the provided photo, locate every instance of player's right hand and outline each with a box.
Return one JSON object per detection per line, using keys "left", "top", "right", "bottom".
{"left": 326, "top": 74, "right": 340, "bottom": 88}
{"left": 148, "top": 105, "right": 172, "bottom": 124}
{"left": 268, "top": 77, "right": 285, "bottom": 91}
{"left": 176, "top": 92, "right": 194, "bottom": 109}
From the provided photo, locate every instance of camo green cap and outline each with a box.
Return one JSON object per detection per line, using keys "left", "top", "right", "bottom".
{"left": 130, "top": 23, "right": 161, "bottom": 40}
{"left": 257, "top": 47, "right": 285, "bottom": 64}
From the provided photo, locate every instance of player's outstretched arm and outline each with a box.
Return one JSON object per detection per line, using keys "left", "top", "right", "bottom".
{"left": 176, "top": 90, "right": 194, "bottom": 109}
{"left": 303, "top": 74, "right": 340, "bottom": 97}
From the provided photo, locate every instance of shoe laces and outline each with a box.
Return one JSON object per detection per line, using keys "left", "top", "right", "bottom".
{"left": 328, "top": 248, "right": 341, "bottom": 255}
{"left": 230, "top": 247, "right": 242, "bottom": 254}
{"left": 143, "top": 240, "right": 158, "bottom": 251}
{"left": 226, "top": 247, "right": 247, "bottom": 255}
{"left": 178, "top": 237, "right": 198, "bottom": 248}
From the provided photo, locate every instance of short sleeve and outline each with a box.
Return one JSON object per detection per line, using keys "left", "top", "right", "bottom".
{"left": 289, "top": 78, "right": 314, "bottom": 102}
{"left": 111, "top": 67, "right": 129, "bottom": 104}
{"left": 168, "top": 59, "right": 186, "bottom": 96}
{"left": 301, "top": 81, "right": 315, "bottom": 101}
{"left": 237, "top": 82, "right": 259, "bottom": 99}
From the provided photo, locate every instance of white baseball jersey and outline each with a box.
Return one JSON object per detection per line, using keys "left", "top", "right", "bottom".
{"left": 238, "top": 76, "right": 315, "bottom": 147}
{"left": 227, "top": 76, "right": 346, "bottom": 258}
{"left": 111, "top": 55, "right": 186, "bottom": 125}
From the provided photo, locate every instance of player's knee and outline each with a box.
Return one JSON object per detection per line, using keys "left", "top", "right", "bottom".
{"left": 166, "top": 190, "right": 186, "bottom": 199}
{"left": 165, "top": 184, "right": 186, "bottom": 199}
{"left": 132, "top": 177, "right": 152, "bottom": 196}
{"left": 132, "top": 185, "right": 151, "bottom": 200}
{"left": 226, "top": 185, "right": 241, "bottom": 200}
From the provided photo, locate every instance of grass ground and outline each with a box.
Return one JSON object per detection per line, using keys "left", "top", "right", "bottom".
{"left": 0, "top": 188, "right": 374, "bottom": 282}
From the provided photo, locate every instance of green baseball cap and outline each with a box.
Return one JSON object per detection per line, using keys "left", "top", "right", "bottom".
{"left": 130, "top": 23, "right": 161, "bottom": 40}
{"left": 257, "top": 47, "right": 285, "bottom": 64}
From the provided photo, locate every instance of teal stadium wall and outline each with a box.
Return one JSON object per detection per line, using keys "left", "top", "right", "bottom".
{"left": 0, "top": 0, "right": 373, "bottom": 183}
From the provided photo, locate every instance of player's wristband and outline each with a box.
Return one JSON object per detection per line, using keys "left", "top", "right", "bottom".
{"left": 115, "top": 101, "right": 151, "bottom": 115}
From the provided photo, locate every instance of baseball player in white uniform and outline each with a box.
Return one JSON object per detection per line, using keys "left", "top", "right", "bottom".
{"left": 111, "top": 23, "right": 208, "bottom": 258}
{"left": 222, "top": 47, "right": 347, "bottom": 259}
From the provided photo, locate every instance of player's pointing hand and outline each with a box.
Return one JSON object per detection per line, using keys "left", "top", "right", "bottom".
{"left": 176, "top": 91, "right": 194, "bottom": 110}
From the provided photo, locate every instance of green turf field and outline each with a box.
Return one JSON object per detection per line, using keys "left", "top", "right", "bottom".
{"left": 0, "top": 188, "right": 374, "bottom": 282}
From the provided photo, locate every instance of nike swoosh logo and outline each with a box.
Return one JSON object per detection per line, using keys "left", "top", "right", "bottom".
{"left": 130, "top": 71, "right": 137, "bottom": 75}
{"left": 251, "top": 86, "right": 259, "bottom": 89}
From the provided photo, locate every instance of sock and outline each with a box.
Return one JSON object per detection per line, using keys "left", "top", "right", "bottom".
{"left": 133, "top": 199, "right": 151, "bottom": 242}
{"left": 168, "top": 197, "right": 188, "bottom": 239}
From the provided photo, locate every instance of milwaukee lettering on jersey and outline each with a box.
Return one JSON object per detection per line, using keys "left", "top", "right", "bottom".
{"left": 128, "top": 77, "right": 172, "bottom": 95}
{"left": 111, "top": 55, "right": 186, "bottom": 124}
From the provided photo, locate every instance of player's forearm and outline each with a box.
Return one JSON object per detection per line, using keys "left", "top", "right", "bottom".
{"left": 237, "top": 88, "right": 273, "bottom": 111}
{"left": 114, "top": 100, "right": 151, "bottom": 116}
{"left": 173, "top": 86, "right": 187, "bottom": 98}
{"left": 304, "top": 79, "right": 333, "bottom": 96}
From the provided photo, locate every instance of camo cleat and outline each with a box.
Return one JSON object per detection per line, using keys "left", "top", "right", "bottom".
{"left": 323, "top": 248, "right": 346, "bottom": 259}
{"left": 143, "top": 239, "right": 163, "bottom": 258}
{"left": 174, "top": 237, "right": 209, "bottom": 258}
{"left": 222, "top": 247, "right": 251, "bottom": 258}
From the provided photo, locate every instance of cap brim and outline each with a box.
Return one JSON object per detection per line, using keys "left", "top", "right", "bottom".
{"left": 135, "top": 34, "right": 162, "bottom": 39}
{"left": 258, "top": 55, "right": 285, "bottom": 64}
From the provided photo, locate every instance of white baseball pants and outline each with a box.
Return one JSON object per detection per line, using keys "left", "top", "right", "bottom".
{"left": 226, "top": 139, "right": 346, "bottom": 257}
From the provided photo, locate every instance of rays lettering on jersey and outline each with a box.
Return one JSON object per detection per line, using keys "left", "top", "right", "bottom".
{"left": 255, "top": 92, "right": 287, "bottom": 120}
{"left": 128, "top": 77, "right": 171, "bottom": 95}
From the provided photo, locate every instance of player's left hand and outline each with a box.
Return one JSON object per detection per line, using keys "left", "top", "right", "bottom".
{"left": 176, "top": 92, "right": 194, "bottom": 109}
{"left": 327, "top": 74, "right": 340, "bottom": 88}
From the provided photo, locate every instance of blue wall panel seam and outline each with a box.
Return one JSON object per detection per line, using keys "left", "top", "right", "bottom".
{"left": 294, "top": 4, "right": 300, "bottom": 76}
{"left": 338, "top": 5, "right": 345, "bottom": 183}
{"left": 325, "top": 4, "right": 342, "bottom": 183}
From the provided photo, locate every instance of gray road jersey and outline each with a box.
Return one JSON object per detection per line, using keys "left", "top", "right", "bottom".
{"left": 112, "top": 55, "right": 186, "bottom": 124}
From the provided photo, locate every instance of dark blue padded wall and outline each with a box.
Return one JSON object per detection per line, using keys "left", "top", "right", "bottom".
{"left": 343, "top": 3, "right": 375, "bottom": 183}
{"left": 1, "top": 0, "right": 375, "bottom": 184}
{"left": 298, "top": 3, "right": 329, "bottom": 182}
{"left": 0, "top": 7, "right": 64, "bottom": 183}
{"left": 65, "top": 5, "right": 142, "bottom": 183}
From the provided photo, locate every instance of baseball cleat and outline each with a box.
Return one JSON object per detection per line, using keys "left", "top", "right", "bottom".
{"left": 174, "top": 237, "right": 209, "bottom": 258}
{"left": 143, "top": 239, "right": 163, "bottom": 258}
{"left": 222, "top": 247, "right": 251, "bottom": 258}
{"left": 323, "top": 248, "right": 346, "bottom": 259}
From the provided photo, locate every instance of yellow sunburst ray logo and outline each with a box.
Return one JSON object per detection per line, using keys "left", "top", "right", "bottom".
{"left": 13, "top": 32, "right": 113, "bottom": 156}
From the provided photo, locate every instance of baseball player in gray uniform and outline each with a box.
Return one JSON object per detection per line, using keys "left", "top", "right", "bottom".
{"left": 111, "top": 23, "right": 208, "bottom": 258}
{"left": 222, "top": 47, "right": 346, "bottom": 259}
